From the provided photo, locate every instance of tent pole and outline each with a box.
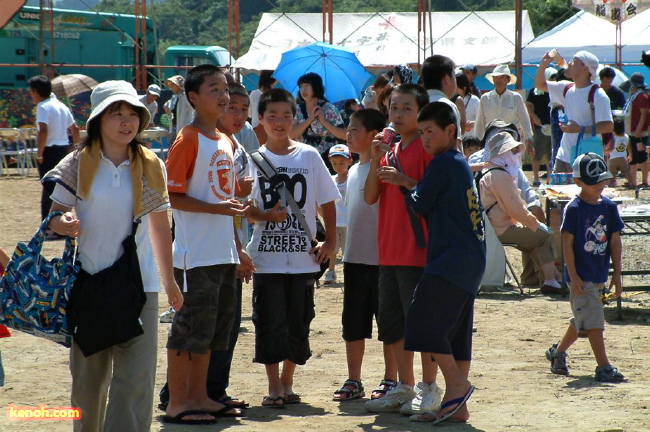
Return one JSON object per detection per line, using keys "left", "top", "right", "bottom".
{"left": 428, "top": 0, "right": 434, "bottom": 57}
{"left": 615, "top": 24, "right": 622, "bottom": 67}
{"left": 514, "top": 0, "right": 522, "bottom": 90}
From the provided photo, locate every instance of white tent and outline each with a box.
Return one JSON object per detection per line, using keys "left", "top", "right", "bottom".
{"left": 234, "top": 11, "right": 535, "bottom": 70}
{"left": 522, "top": 10, "right": 650, "bottom": 64}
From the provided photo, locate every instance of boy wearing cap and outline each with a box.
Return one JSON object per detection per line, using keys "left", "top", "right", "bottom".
{"left": 324, "top": 144, "right": 353, "bottom": 284}
{"left": 140, "top": 84, "right": 161, "bottom": 127}
{"left": 546, "top": 152, "right": 625, "bottom": 383}
{"left": 621, "top": 72, "right": 650, "bottom": 187}
{"left": 535, "top": 50, "right": 613, "bottom": 172}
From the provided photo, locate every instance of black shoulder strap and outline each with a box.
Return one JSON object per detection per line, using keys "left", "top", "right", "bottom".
{"left": 475, "top": 167, "right": 507, "bottom": 215}
{"left": 249, "top": 150, "right": 315, "bottom": 242}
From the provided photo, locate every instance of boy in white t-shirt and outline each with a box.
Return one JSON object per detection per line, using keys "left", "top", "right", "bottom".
{"left": 323, "top": 144, "right": 353, "bottom": 285}
{"left": 608, "top": 120, "right": 631, "bottom": 187}
{"left": 246, "top": 88, "right": 340, "bottom": 408}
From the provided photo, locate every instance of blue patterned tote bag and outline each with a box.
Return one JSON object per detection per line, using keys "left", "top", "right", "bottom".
{"left": 0, "top": 211, "right": 79, "bottom": 347}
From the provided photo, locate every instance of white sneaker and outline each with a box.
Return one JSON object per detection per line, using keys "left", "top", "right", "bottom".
{"left": 401, "top": 382, "right": 443, "bottom": 416}
{"left": 364, "top": 383, "right": 416, "bottom": 413}
{"left": 159, "top": 307, "right": 175, "bottom": 323}
{"left": 323, "top": 270, "right": 337, "bottom": 285}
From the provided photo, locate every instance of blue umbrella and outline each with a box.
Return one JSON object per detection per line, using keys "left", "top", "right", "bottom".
{"left": 273, "top": 42, "right": 372, "bottom": 103}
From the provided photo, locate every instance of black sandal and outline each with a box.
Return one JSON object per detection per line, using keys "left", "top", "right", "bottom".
{"left": 370, "top": 379, "right": 397, "bottom": 400}
{"left": 333, "top": 379, "right": 365, "bottom": 401}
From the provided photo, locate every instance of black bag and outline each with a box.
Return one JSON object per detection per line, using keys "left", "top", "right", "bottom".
{"left": 67, "top": 222, "right": 146, "bottom": 357}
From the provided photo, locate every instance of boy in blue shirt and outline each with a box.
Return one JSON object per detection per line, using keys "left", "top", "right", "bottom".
{"left": 387, "top": 101, "right": 486, "bottom": 425}
{"left": 546, "top": 152, "right": 625, "bottom": 382}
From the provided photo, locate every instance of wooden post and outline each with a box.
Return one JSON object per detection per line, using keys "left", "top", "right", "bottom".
{"left": 514, "top": 0, "right": 523, "bottom": 90}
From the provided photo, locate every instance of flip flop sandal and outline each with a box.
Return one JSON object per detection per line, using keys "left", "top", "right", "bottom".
{"left": 262, "top": 396, "right": 285, "bottom": 408}
{"left": 283, "top": 393, "right": 302, "bottom": 404}
{"left": 162, "top": 410, "right": 217, "bottom": 425}
{"left": 431, "top": 385, "right": 475, "bottom": 426}
{"left": 218, "top": 395, "right": 249, "bottom": 409}
{"left": 209, "top": 405, "right": 244, "bottom": 417}
{"left": 333, "top": 379, "right": 365, "bottom": 401}
{"left": 370, "top": 379, "right": 397, "bottom": 400}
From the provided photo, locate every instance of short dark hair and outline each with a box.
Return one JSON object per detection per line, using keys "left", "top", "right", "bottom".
{"left": 599, "top": 67, "right": 616, "bottom": 79}
{"left": 421, "top": 55, "right": 455, "bottom": 90}
{"left": 417, "top": 101, "right": 458, "bottom": 136}
{"left": 258, "top": 88, "right": 297, "bottom": 117}
{"left": 184, "top": 64, "right": 224, "bottom": 108}
{"left": 462, "top": 135, "right": 482, "bottom": 149}
{"left": 350, "top": 108, "right": 386, "bottom": 133}
{"left": 297, "top": 72, "right": 326, "bottom": 101}
{"left": 392, "top": 83, "right": 429, "bottom": 112}
{"left": 455, "top": 72, "right": 472, "bottom": 96}
{"left": 28, "top": 75, "right": 52, "bottom": 98}
{"left": 613, "top": 119, "right": 625, "bottom": 135}
{"left": 258, "top": 70, "right": 277, "bottom": 91}
{"left": 228, "top": 82, "right": 249, "bottom": 100}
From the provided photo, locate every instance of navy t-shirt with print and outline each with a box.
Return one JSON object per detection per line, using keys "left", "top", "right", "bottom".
{"left": 407, "top": 149, "right": 486, "bottom": 295}
{"left": 561, "top": 196, "right": 624, "bottom": 283}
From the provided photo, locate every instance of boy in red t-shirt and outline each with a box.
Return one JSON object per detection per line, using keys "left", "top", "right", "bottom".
{"left": 364, "top": 84, "right": 440, "bottom": 415}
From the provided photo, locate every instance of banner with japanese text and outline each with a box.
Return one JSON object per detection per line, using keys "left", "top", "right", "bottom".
{"left": 572, "top": 0, "right": 649, "bottom": 23}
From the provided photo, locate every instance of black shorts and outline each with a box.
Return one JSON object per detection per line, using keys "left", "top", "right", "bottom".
{"left": 629, "top": 136, "right": 648, "bottom": 165}
{"left": 166, "top": 264, "right": 237, "bottom": 354}
{"left": 377, "top": 265, "right": 424, "bottom": 344}
{"left": 404, "top": 274, "right": 475, "bottom": 361}
{"left": 342, "top": 262, "right": 379, "bottom": 342}
{"left": 252, "top": 273, "right": 316, "bottom": 365}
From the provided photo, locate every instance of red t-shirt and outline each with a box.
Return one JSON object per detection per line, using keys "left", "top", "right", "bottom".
{"left": 378, "top": 137, "right": 433, "bottom": 267}
{"left": 631, "top": 93, "right": 650, "bottom": 133}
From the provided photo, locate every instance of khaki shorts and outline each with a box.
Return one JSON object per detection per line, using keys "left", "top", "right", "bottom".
{"left": 570, "top": 281, "right": 605, "bottom": 337}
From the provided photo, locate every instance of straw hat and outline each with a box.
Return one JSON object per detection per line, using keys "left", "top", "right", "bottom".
{"left": 486, "top": 64, "right": 517, "bottom": 85}
{"left": 166, "top": 75, "right": 185, "bottom": 89}
{"left": 87, "top": 80, "right": 150, "bottom": 134}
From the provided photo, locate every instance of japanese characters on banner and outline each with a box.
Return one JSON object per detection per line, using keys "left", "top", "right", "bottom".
{"left": 572, "top": 0, "right": 649, "bottom": 23}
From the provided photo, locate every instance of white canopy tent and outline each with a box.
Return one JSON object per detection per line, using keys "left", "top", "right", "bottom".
{"left": 522, "top": 10, "right": 650, "bottom": 65}
{"left": 234, "top": 11, "right": 535, "bottom": 71}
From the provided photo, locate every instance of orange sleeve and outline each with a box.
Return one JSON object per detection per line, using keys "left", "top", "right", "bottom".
{"left": 165, "top": 127, "right": 199, "bottom": 194}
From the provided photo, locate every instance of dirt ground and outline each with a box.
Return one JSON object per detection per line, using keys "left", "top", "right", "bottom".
{"left": 0, "top": 171, "right": 649, "bottom": 432}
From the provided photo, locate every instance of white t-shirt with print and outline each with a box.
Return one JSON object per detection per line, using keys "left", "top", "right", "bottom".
{"left": 548, "top": 81, "right": 613, "bottom": 164}
{"left": 166, "top": 126, "right": 239, "bottom": 269}
{"left": 610, "top": 134, "right": 629, "bottom": 160}
{"left": 247, "top": 143, "right": 341, "bottom": 274}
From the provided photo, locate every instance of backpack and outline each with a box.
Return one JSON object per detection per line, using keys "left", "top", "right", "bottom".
{"left": 475, "top": 167, "right": 507, "bottom": 215}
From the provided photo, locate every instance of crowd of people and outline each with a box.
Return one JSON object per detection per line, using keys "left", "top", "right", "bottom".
{"left": 1, "top": 47, "right": 645, "bottom": 429}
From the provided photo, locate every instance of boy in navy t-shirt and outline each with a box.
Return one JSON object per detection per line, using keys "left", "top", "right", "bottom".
{"left": 387, "top": 102, "right": 486, "bottom": 425}
{"left": 546, "top": 152, "right": 625, "bottom": 383}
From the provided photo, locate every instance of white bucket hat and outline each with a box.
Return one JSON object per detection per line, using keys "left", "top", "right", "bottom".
{"left": 87, "top": 80, "right": 151, "bottom": 134}
{"left": 486, "top": 64, "right": 517, "bottom": 85}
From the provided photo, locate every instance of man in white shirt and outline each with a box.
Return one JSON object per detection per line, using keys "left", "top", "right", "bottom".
{"left": 534, "top": 50, "right": 613, "bottom": 172}
{"left": 472, "top": 65, "right": 534, "bottom": 157}
{"left": 28, "top": 75, "right": 80, "bottom": 222}
{"left": 139, "top": 84, "right": 161, "bottom": 127}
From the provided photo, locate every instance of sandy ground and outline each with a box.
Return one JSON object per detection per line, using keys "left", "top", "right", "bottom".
{"left": 0, "top": 172, "right": 649, "bottom": 432}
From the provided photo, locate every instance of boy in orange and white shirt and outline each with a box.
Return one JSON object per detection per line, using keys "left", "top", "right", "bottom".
{"left": 163, "top": 65, "right": 253, "bottom": 425}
